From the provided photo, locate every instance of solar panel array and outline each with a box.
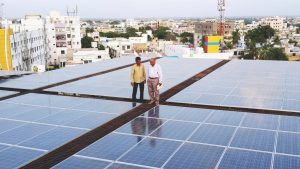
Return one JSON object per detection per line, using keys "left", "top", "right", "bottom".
{"left": 0, "top": 58, "right": 299, "bottom": 169}
{"left": 169, "top": 60, "right": 300, "bottom": 112}
{"left": 0, "top": 57, "right": 146, "bottom": 90}
{"left": 54, "top": 105, "right": 300, "bottom": 169}
{"left": 0, "top": 93, "right": 135, "bottom": 168}
{"left": 46, "top": 58, "right": 221, "bottom": 99}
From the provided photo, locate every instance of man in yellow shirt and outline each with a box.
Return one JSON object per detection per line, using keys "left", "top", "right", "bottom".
{"left": 131, "top": 57, "right": 146, "bottom": 102}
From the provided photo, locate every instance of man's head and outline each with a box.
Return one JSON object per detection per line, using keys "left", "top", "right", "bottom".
{"left": 150, "top": 58, "right": 156, "bottom": 66}
{"left": 135, "top": 57, "right": 141, "bottom": 65}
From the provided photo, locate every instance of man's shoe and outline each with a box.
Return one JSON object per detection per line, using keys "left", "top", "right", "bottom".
{"left": 148, "top": 100, "right": 155, "bottom": 104}
{"left": 155, "top": 102, "right": 159, "bottom": 106}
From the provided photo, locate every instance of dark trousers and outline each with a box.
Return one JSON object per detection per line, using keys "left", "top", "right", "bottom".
{"left": 132, "top": 82, "right": 144, "bottom": 102}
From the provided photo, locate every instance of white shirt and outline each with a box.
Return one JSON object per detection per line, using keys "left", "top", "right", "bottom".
{"left": 148, "top": 64, "right": 163, "bottom": 83}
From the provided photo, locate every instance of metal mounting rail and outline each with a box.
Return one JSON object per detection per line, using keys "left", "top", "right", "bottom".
{"left": 21, "top": 59, "right": 230, "bottom": 169}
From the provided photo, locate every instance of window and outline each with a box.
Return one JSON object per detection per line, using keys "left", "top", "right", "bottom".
{"left": 67, "top": 34, "right": 71, "bottom": 38}
{"left": 127, "top": 45, "right": 130, "bottom": 49}
{"left": 98, "top": 55, "right": 101, "bottom": 59}
{"left": 61, "top": 50, "right": 65, "bottom": 54}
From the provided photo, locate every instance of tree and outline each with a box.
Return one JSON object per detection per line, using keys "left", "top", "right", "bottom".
{"left": 126, "top": 27, "right": 138, "bottom": 37}
{"left": 258, "top": 45, "right": 288, "bottom": 60}
{"left": 244, "top": 25, "right": 276, "bottom": 59}
{"left": 81, "top": 36, "right": 93, "bottom": 48}
{"left": 154, "top": 27, "right": 170, "bottom": 40}
{"left": 180, "top": 32, "right": 194, "bottom": 44}
{"left": 232, "top": 30, "right": 240, "bottom": 47}
{"left": 85, "top": 27, "right": 94, "bottom": 33}
{"left": 98, "top": 44, "right": 105, "bottom": 50}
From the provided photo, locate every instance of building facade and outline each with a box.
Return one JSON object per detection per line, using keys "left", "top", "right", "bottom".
{"left": 45, "top": 11, "right": 81, "bottom": 67}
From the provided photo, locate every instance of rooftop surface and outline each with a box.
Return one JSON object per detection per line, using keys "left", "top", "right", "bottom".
{"left": 0, "top": 57, "right": 299, "bottom": 169}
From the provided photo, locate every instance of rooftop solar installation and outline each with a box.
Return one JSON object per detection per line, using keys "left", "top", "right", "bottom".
{"left": 0, "top": 71, "right": 33, "bottom": 78}
{"left": 0, "top": 57, "right": 148, "bottom": 90}
{"left": 0, "top": 93, "right": 136, "bottom": 168}
{"left": 168, "top": 60, "right": 300, "bottom": 112}
{"left": 46, "top": 58, "right": 221, "bottom": 99}
{"left": 0, "top": 57, "right": 300, "bottom": 169}
{"left": 53, "top": 105, "right": 300, "bottom": 169}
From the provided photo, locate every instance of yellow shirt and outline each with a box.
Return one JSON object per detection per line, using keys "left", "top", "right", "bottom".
{"left": 131, "top": 64, "right": 146, "bottom": 83}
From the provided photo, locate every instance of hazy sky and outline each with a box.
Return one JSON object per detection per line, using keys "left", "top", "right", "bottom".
{"left": 2, "top": 0, "right": 300, "bottom": 19}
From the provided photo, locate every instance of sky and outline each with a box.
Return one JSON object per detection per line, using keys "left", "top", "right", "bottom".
{"left": 2, "top": 0, "right": 300, "bottom": 19}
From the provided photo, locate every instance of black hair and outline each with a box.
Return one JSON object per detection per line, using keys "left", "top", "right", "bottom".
{"left": 135, "top": 57, "right": 141, "bottom": 62}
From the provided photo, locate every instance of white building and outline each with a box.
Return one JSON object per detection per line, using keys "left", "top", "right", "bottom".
{"left": 73, "top": 49, "right": 110, "bottom": 64}
{"left": 45, "top": 11, "right": 81, "bottom": 67}
{"left": 260, "top": 16, "right": 285, "bottom": 32}
{"left": 10, "top": 29, "right": 46, "bottom": 71}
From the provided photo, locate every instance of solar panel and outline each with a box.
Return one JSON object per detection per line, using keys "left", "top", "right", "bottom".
{"left": 217, "top": 149, "right": 272, "bottom": 169}
{"left": 189, "top": 124, "right": 236, "bottom": 146}
{"left": 53, "top": 156, "right": 110, "bottom": 169}
{"left": 276, "top": 132, "right": 300, "bottom": 155}
{"left": 168, "top": 60, "right": 300, "bottom": 112}
{"left": 163, "top": 143, "right": 224, "bottom": 169}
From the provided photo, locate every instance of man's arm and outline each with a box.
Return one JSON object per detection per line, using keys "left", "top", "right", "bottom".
{"left": 130, "top": 66, "right": 135, "bottom": 85}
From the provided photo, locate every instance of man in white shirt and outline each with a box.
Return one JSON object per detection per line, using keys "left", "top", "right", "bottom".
{"left": 147, "top": 58, "right": 163, "bottom": 106}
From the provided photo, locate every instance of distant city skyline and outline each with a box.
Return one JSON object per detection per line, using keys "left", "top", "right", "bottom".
{"left": 1, "top": 0, "right": 300, "bottom": 19}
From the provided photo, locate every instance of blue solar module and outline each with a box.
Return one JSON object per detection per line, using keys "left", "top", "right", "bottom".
{"left": 194, "top": 94, "right": 226, "bottom": 105}
{"left": 218, "top": 149, "right": 272, "bottom": 169}
{"left": 78, "top": 133, "right": 141, "bottom": 160}
{"left": 0, "top": 103, "right": 39, "bottom": 118}
{"left": 171, "top": 107, "right": 212, "bottom": 122}
{"left": 230, "top": 128, "right": 276, "bottom": 152}
{"left": 36, "top": 109, "right": 90, "bottom": 125}
{"left": 282, "top": 100, "right": 300, "bottom": 112}
{"left": 53, "top": 156, "right": 110, "bottom": 169}
{"left": 206, "top": 110, "right": 244, "bottom": 126}
{"left": 241, "top": 113, "right": 279, "bottom": 130}
{"left": 189, "top": 124, "right": 236, "bottom": 146}
{"left": 119, "top": 138, "right": 181, "bottom": 168}
{"left": 0, "top": 123, "right": 54, "bottom": 144}
{"left": 10, "top": 107, "right": 63, "bottom": 121}
{"left": 164, "top": 143, "right": 224, "bottom": 169}
{"left": 149, "top": 120, "right": 199, "bottom": 140}
{"left": 20, "top": 127, "right": 85, "bottom": 150}
{"left": 0, "top": 119, "right": 26, "bottom": 133}
{"left": 276, "top": 132, "right": 300, "bottom": 155}
{"left": 273, "top": 154, "right": 300, "bottom": 169}
{"left": 116, "top": 117, "right": 165, "bottom": 136}
{"left": 107, "top": 163, "right": 151, "bottom": 169}
{"left": 280, "top": 116, "right": 300, "bottom": 132}
{"left": 0, "top": 147, "right": 44, "bottom": 169}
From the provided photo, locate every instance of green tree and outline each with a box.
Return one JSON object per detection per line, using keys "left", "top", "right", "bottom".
{"left": 244, "top": 25, "right": 276, "bottom": 59}
{"left": 258, "top": 45, "right": 287, "bottom": 60}
{"left": 180, "top": 32, "right": 194, "bottom": 44}
{"left": 98, "top": 44, "right": 105, "bottom": 50}
{"left": 154, "top": 27, "right": 170, "bottom": 40}
{"left": 81, "top": 36, "right": 93, "bottom": 48}
{"left": 232, "top": 30, "right": 240, "bottom": 47}
{"left": 85, "top": 27, "right": 94, "bottom": 33}
{"left": 126, "top": 27, "right": 138, "bottom": 37}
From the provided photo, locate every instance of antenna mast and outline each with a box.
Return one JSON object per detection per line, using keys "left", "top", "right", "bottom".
{"left": 217, "top": 0, "right": 225, "bottom": 36}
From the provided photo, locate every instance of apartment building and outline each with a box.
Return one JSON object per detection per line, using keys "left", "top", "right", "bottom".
{"left": 260, "top": 16, "right": 285, "bottom": 32}
{"left": 194, "top": 21, "right": 235, "bottom": 37}
{"left": 45, "top": 11, "right": 81, "bottom": 67}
